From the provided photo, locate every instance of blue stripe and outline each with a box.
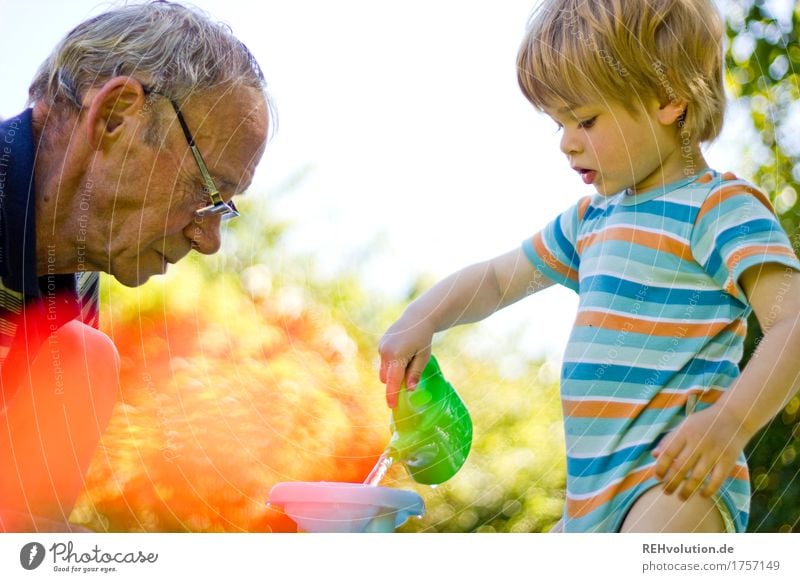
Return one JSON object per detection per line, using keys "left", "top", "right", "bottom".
{"left": 704, "top": 246, "right": 722, "bottom": 277}
{"left": 553, "top": 214, "right": 579, "bottom": 266}
{"left": 583, "top": 199, "right": 699, "bottom": 225}
{"left": 581, "top": 274, "right": 730, "bottom": 306}
{"left": 716, "top": 219, "right": 783, "bottom": 250}
{"left": 567, "top": 442, "right": 653, "bottom": 476}
{"left": 563, "top": 359, "right": 739, "bottom": 385}
{"left": 583, "top": 203, "right": 615, "bottom": 222}
{"left": 634, "top": 200, "right": 699, "bottom": 223}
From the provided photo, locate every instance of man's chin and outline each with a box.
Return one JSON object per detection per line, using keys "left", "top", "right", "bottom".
{"left": 114, "top": 269, "right": 164, "bottom": 288}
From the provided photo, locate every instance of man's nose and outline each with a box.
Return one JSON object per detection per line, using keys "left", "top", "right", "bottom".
{"left": 184, "top": 214, "right": 222, "bottom": 255}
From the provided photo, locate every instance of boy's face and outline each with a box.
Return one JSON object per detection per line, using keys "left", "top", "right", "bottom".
{"left": 543, "top": 97, "right": 689, "bottom": 197}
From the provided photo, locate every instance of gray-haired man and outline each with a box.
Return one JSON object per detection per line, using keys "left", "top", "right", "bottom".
{"left": 0, "top": 1, "right": 270, "bottom": 531}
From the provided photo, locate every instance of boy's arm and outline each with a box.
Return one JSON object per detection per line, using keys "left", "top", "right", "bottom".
{"left": 653, "top": 262, "right": 800, "bottom": 500}
{"left": 379, "top": 247, "right": 554, "bottom": 407}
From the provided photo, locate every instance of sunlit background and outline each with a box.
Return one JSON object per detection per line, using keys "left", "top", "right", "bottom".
{"left": 1, "top": 0, "right": 797, "bottom": 533}
{"left": 0, "top": 0, "right": 759, "bottom": 363}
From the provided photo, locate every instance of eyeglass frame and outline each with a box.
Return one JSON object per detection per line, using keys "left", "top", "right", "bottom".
{"left": 143, "top": 88, "right": 239, "bottom": 221}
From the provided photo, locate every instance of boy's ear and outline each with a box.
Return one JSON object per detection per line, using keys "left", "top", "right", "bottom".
{"left": 84, "top": 76, "right": 147, "bottom": 150}
{"left": 656, "top": 99, "right": 687, "bottom": 126}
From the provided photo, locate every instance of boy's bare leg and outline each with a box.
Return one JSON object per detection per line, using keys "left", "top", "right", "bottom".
{"left": 620, "top": 486, "right": 725, "bottom": 533}
{"left": 0, "top": 321, "right": 119, "bottom": 532}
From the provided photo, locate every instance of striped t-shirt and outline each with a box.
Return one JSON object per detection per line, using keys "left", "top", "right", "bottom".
{"left": 522, "top": 169, "right": 800, "bottom": 532}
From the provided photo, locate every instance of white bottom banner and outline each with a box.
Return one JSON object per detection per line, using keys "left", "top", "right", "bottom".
{"left": 1, "top": 533, "right": 798, "bottom": 581}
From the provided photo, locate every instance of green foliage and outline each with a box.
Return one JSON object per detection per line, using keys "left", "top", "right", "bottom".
{"left": 725, "top": 0, "right": 800, "bottom": 532}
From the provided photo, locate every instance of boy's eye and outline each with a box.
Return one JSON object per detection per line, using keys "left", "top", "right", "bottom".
{"left": 578, "top": 116, "right": 597, "bottom": 130}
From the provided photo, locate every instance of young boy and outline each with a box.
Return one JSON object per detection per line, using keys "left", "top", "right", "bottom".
{"left": 378, "top": 0, "right": 800, "bottom": 533}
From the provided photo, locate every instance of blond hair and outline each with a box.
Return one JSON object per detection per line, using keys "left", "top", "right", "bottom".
{"left": 517, "top": 0, "right": 725, "bottom": 143}
{"left": 29, "top": 1, "right": 265, "bottom": 109}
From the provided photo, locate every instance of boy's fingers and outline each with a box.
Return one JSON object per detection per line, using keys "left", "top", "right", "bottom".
{"left": 663, "top": 449, "right": 695, "bottom": 494}
{"left": 405, "top": 350, "right": 431, "bottom": 390}
{"left": 654, "top": 437, "right": 685, "bottom": 479}
{"left": 379, "top": 358, "right": 388, "bottom": 384}
{"left": 701, "top": 465, "right": 727, "bottom": 498}
{"left": 679, "top": 458, "right": 711, "bottom": 500}
{"left": 384, "top": 359, "right": 407, "bottom": 408}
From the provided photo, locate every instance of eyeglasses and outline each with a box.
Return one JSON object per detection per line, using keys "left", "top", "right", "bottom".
{"left": 145, "top": 89, "right": 239, "bottom": 220}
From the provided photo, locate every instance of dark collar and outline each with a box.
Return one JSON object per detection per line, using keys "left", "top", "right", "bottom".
{"left": 0, "top": 109, "right": 42, "bottom": 298}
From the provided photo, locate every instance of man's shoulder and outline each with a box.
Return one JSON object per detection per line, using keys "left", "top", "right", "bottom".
{"left": 0, "top": 109, "right": 32, "bottom": 137}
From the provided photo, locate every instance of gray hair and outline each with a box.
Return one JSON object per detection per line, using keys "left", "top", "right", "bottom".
{"left": 28, "top": 1, "right": 266, "bottom": 109}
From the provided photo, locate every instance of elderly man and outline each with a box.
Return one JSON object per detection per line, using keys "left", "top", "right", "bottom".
{"left": 0, "top": 1, "right": 269, "bottom": 531}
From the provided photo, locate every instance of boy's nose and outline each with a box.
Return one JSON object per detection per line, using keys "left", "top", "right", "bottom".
{"left": 560, "top": 130, "right": 582, "bottom": 156}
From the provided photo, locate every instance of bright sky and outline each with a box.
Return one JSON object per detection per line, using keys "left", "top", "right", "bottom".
{"left": 0, "top": 0, "right": 752, "bottom": 363}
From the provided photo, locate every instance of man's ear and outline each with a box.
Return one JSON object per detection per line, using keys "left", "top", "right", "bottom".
{"left": 84, "top": 76, "right": 147, "bottom": 149}
{"left": 657, "top": 99, "right": 687, "bottom": 126}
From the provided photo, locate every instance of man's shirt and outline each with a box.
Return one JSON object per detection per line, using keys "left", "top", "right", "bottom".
{"left": 0, "top": 110, "right": 99, "bottom": 395}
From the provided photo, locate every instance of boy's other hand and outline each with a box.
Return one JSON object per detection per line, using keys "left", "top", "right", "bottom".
{"left": 652, "top": 406, "right": 751, "bottom": 501}
{"left": 379, "top": 317, "right": 435, "bottom": 408}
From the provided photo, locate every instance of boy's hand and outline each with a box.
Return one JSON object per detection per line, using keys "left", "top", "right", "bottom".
{"left": 379, "top": 316, "right": 435, "bottom": 409}
{"left": 652, "top": 406, "right": 752, "bottom": 500}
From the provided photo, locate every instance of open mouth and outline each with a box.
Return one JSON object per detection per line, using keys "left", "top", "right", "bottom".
{"left": 575, "top": 168, "right": 597, "bottom": 185}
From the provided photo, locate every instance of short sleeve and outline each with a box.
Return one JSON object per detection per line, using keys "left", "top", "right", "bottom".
{"left": 521, "top": 197, "right": 590, "bottom": 293}
{"left": 690, "top": 179, "right": 800, "bottom": 304}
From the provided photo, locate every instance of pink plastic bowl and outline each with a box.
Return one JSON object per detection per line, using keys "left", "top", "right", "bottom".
{"left": 268, "top": 481, "right": 425, "bottom": 533}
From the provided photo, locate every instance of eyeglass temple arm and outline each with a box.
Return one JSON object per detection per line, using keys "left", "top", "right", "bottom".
{"left": 167, "top": 100, "right": 225, "bottom": 206}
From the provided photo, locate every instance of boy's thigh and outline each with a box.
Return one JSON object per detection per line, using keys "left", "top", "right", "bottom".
{"left": 620, "top": 486, "right": 725, "bottom": 533}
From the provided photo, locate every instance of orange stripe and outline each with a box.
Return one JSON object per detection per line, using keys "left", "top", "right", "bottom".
{"left": 696, "top": 184, "right": 774, "bottom": 223}
{"left": 731, "top": 463, "right": 749, "bottom": 481}
{"left": 696, "top": 172, "right": 715, "bottom": 184}
{"left": 575, "top": 310, "right": 743, "bottom": 338}
{"left": 567, "top": 466, "right": 655, "bottom": 518}
{"left": 577, "top": 227, "right": 692, "bottom": 260}
{"left": 727, "top": 244, "right": 798, "bottom": 268}
{"left": 532, "top": 233, "right": 578, "bottom": 282}
{"left": 724, "top": 245, "right": 799, "bottom": 296}
{"left": 698, "top": 387, "right": 723, "bottom": 405}
{"left": 564, "top": 399, "right": 640, "bottom": 418}
{"left": 564, "top": 392, "right": 689, "bottom": 419}
{"left": 567, "top": 463, "right": 749, "bottom": 519}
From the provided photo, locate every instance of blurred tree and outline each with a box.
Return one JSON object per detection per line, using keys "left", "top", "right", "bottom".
{"left": 724, "top": 0, "right": 800, "bottom": 532}
{"left": 75, "top": 180, "right": 566, "bottom": 532}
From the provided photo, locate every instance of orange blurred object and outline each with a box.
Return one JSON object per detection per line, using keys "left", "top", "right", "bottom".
{"left": 72, "top": 273, "right": 391, "bottom": 532}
